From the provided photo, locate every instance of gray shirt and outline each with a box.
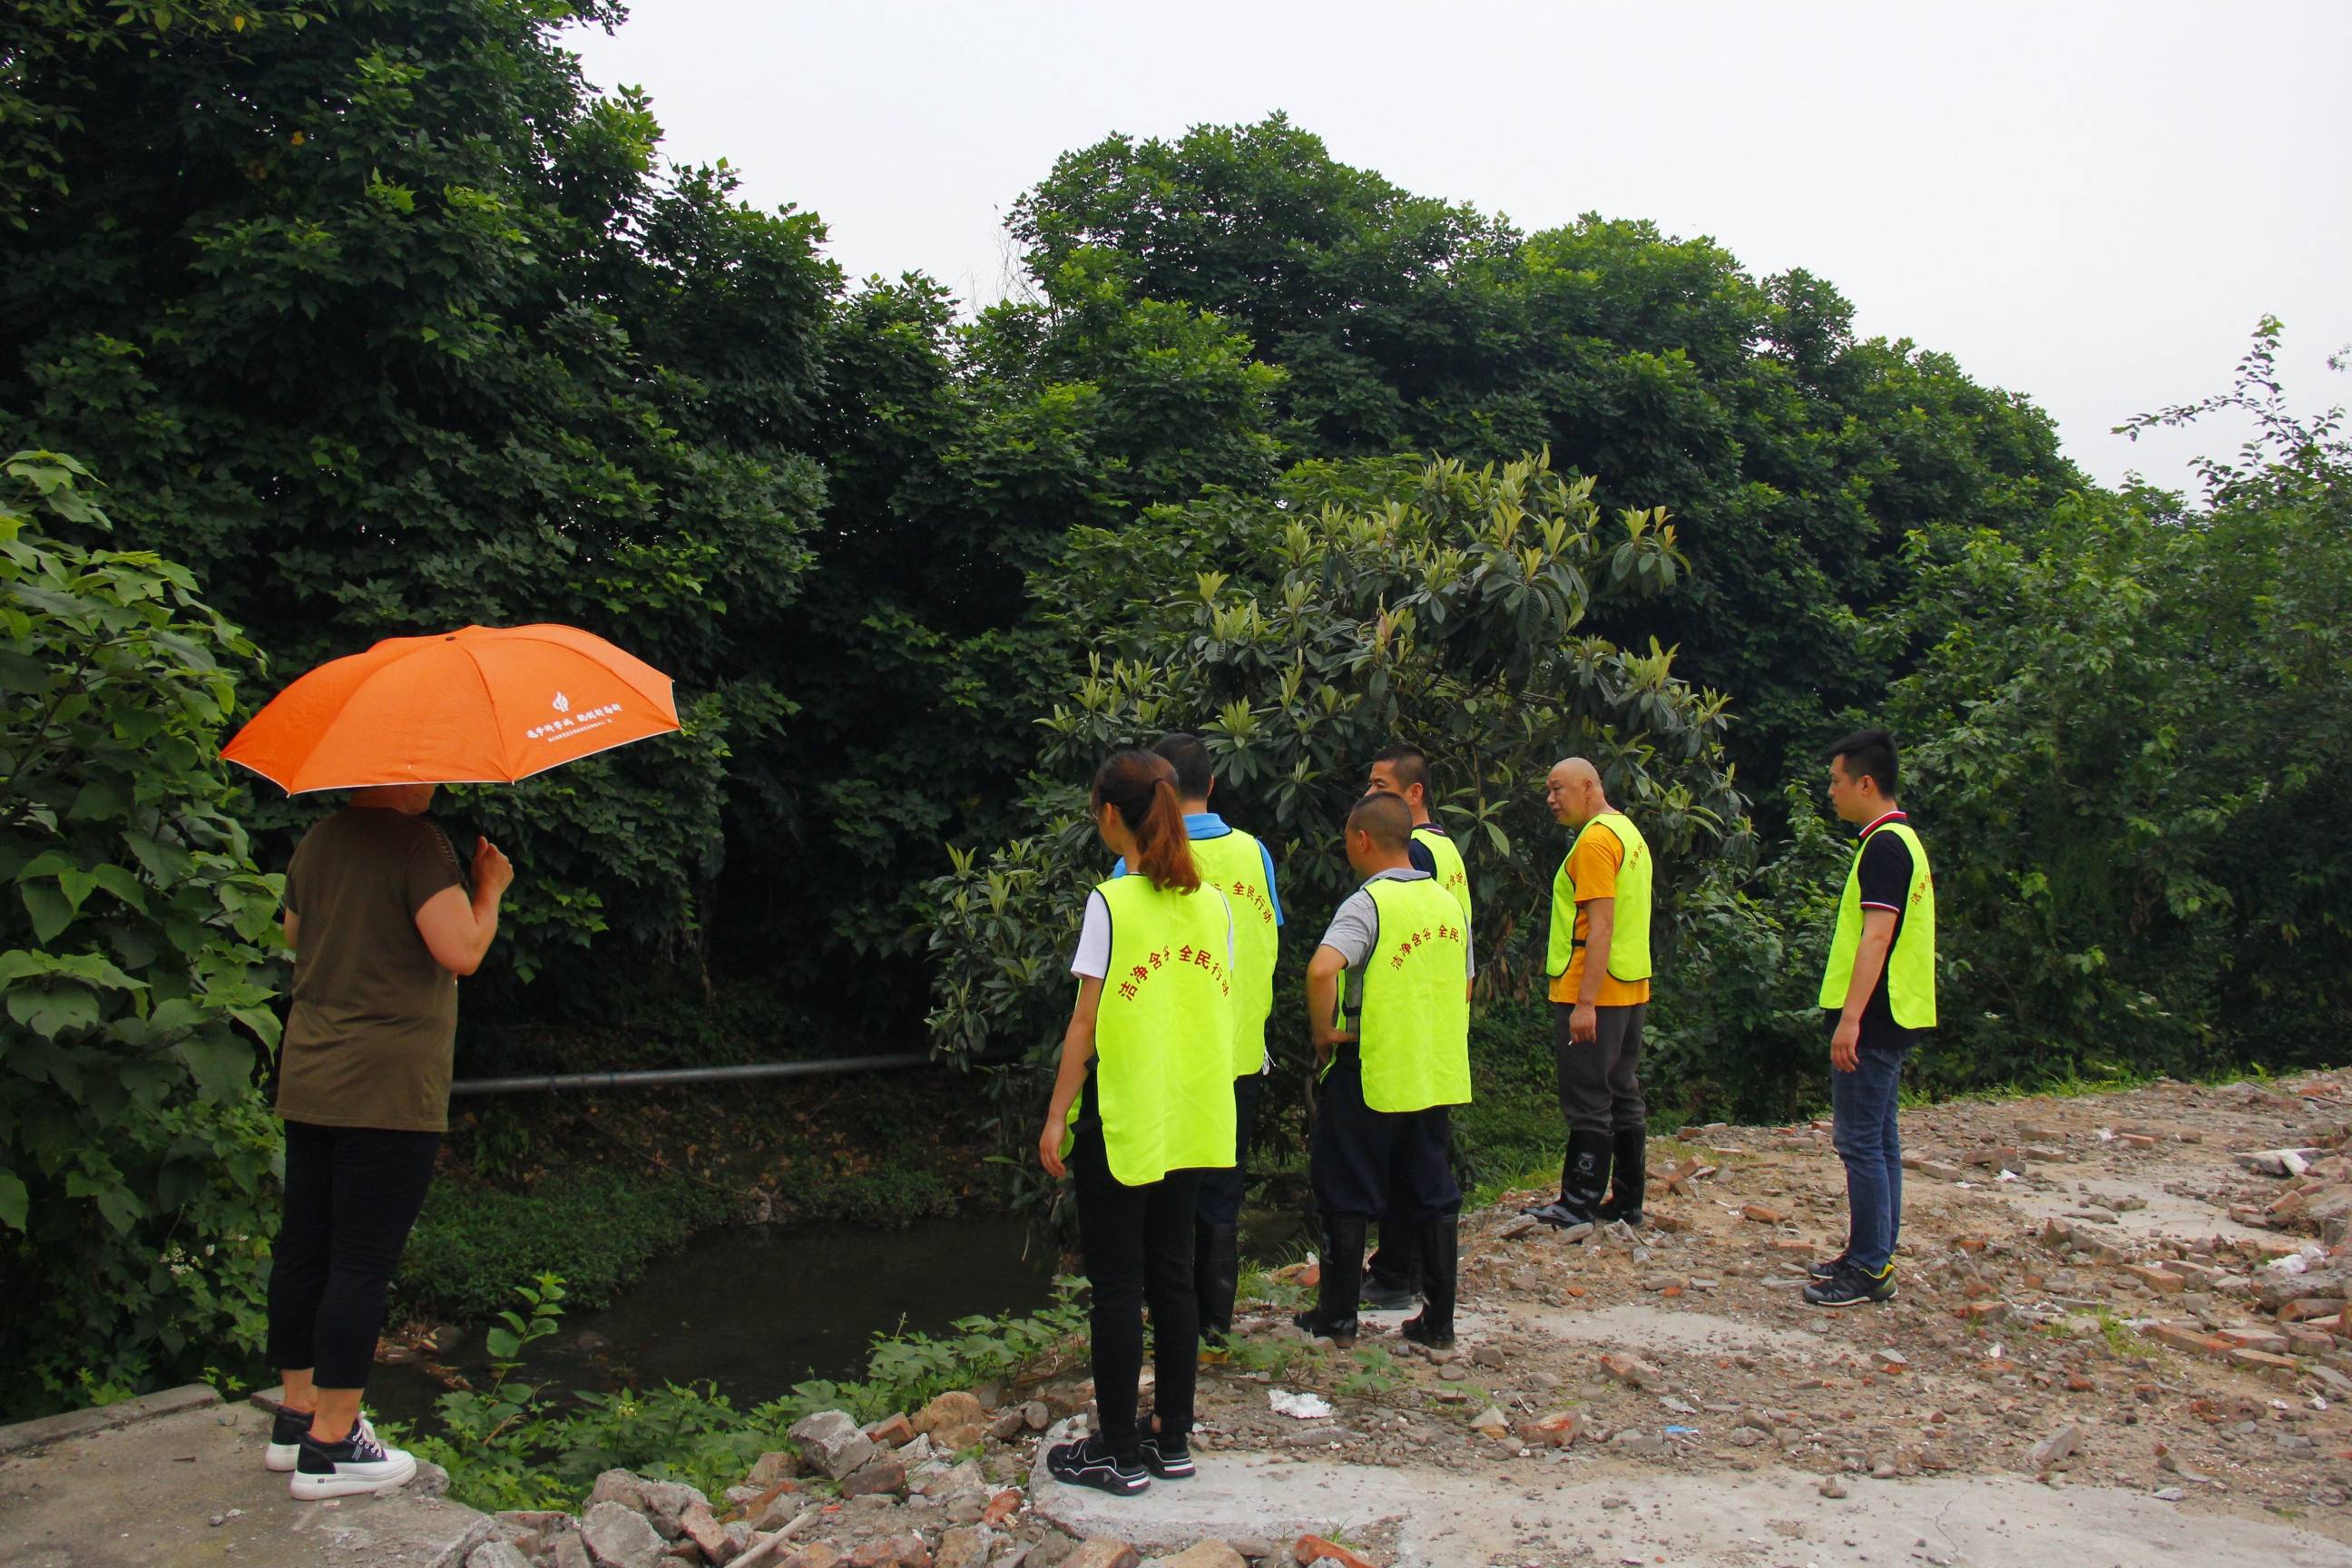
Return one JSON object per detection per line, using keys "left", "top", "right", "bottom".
{"left": 1317, "top": 867, "right": 1476, "bottom": 1021}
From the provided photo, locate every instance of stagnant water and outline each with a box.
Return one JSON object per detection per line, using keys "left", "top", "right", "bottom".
{"left": 368, "top": 1213, "right": 1060, "bottom": 1426}
{"left": 367, "top": 1202, "right": 1314, "bottom": 1430}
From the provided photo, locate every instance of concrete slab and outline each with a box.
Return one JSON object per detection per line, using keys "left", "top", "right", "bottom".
{"left": 0, "top": 1386, "right": 226, "bottom": 1458}
{"left": 0, "top": 1399, "right": 492, "bottom": 1568}
{"left": 1028, "top": 1420, "right": 2352, "bottom": 1567}
{"left": 1998, "top": 1171, "right": 2277, "bottom": 1250}
{"left": 1494, "top": 1300, "right": 1828, "bottom": 1359}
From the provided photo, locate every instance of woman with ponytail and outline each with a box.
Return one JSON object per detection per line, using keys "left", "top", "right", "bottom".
{"left": 1037, "top": 750, "right": 1238, "bottom": 1495}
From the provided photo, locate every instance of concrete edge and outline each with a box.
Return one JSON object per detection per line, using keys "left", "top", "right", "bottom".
{"left": 0, "top": 1383, "right": 221, "bottom": 1457}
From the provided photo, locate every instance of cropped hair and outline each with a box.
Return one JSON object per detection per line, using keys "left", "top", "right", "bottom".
{"left": 1828, "top": 728, "right": 1899, "bottom": 798}
{"left": 1347, "top": 790, "right": 1414, "bottom": 852}
{"left": 1151, "top": 732, "right": 1216, "bottom": 801}
{"left": 1093, "top": 750, "right": 1200, "bottom": 892}
{"left": 1372, "top": 742, "right": 1432, "bottom": 802}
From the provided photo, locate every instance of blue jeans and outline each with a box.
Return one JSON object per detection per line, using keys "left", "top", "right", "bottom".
{"left": 1828, "top": 1024, "right": 1913, "bottom": 1274}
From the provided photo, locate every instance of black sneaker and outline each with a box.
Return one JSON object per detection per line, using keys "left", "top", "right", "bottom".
{"left": 1802, "top": 1261, "right": 1896, "bottom": 1308}
{"left": 1359, "top": 1278, "right": 1417, "bottom": 1312}
{"left": 1522, "top": 1200, "right": 1593, "bottom": 1231}
{"left": 1046, "top": 1436, "right": 1149, "bottom": 1496}
{"left": 1398, "top": 1313, "right": 1455, "bottom": 1351}
{"left": 264, "top": 1405, "right": 310, "bottom": 1473}
{"left": 289, "top": 1415, "right": 416, "bottom": 1499}
{"left": 1138, "top": 1432, "right": 1194, "bottom": 1479}
{"left": 1808, "top": 1254, "right": 1851, "bottom": 1280}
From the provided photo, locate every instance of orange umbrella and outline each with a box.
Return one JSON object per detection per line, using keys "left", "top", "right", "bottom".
{"left": 222, "top": 623, "right": 681, "bottom": 794}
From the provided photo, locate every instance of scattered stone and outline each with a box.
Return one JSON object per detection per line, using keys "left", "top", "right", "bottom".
{"left": 915, "top": 1391, "right": 990, "bottom": 1451}
{"left": 1063, "top": 1542, "right": 1142, "bottom": 1568}
{"left": 789, "top": 1411, "right": 876, "bottom": 1481}
{"left": 1741, "top": 1204, "right": 1783, "bottom": 1224}
{"left": 2026, "top": 1424, "right": 2081, "bottom": 1470}
{"left": 1151, "top": 1545, "right": 1248, "bottom": 1568}
{"left": 864, "top": 1413, "right": 916, "bottom": 1446}
{"left": 1498, "top": 1213, "right": 1541, "bottom": 1239}
{"left": 468, "top": 1543, "right": 534, "bottom": 1568}
{"left": 581, "top": 1501, "right": 668, "bottom": 1568}
{"left": 841, "top": 1455, "right": 906, "bottom": 1498}
{"left": 1599, "top": 1352, "right": 1665, "bottom": 1389}
{"left": 747, "top": 1451, "right": 802, "bottom": 1488}
{"left": 1289, "top": 1538, "right": 1374, "bottom": 1568}
{"left": 935, "top": 1527, "right": 996, "bottom": 1568}
{"left": 680, "top": 1502, "right": 731, "bottom": 1563}
{"left": 1818, "top": 1478, "right": 1848, "bottom": 1499}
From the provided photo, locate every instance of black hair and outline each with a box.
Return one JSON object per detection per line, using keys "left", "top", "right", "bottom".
{"left": 1151, "top": 732, "right": 1215, "bottom": 801}
{"left": 1347, "top": 790, "right": 1413, "bottom": 851}
{"left": 1828, "top": 728, "right": 1899, "bottom": 798}
{"left": 1372, "top": 743, "right": 1432, "bottom": 802}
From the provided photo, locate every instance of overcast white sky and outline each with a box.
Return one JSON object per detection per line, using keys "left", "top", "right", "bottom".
{"left": 570, "top": 2, "right": 2350, "bottom": 498}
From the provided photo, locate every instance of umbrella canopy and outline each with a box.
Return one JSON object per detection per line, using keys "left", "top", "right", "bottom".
{"left": 222, "top": 623, "right": 681, "bottom": 794}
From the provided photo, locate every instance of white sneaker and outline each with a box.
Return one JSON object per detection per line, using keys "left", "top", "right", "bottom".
{"left": 288, "top": 1416, "right": 416, "bottom": 1499}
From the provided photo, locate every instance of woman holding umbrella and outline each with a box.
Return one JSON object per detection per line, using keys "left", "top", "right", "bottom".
{"left": 225, "top": 623, "right": 680, "bottom": 1500}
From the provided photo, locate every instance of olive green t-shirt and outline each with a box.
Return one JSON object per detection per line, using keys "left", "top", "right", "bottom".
{"left": 277, "top": 807, "right": 467, "bottom": 1132}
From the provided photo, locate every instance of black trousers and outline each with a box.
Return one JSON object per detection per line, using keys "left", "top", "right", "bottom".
{"left": 1069, "top": 1113, "right": 1202, "bottom": 1460}
{"left": 1193, "top": 1070, "right": 1265, "bottom": 1227}
{"left": 1309, "top": 1046, "right": 1460, "bottom": 1223}
{"left": 266, "top": 1121, "right": 441, "bottom": 1388}
{"left": 1554, "top": 1001, "right": 1647, "bottom": 1136}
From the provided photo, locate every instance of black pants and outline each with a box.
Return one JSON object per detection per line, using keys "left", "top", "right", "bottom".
{"left": 266, "top": 1121, "right": 441, "bottom": 1388}
{"left": 1193, "top": 1070, "right": 1265, "bottom": 1227}
{"left": 1070, "top": 1114, "right": 1202, "bottom": 1461}
{"left": 1309, "top": 1046, "right": 1460, "bottom": 1223}
{"left": 1554, "top": 1001, "right": 1647, "bottom": 1136}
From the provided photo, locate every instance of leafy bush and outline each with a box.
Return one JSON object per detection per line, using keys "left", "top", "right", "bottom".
{"left": 399, "top": 1167, "right": 731, "bottom": 1320}
{"left": 926, "top": 451, "right": 1749, "bottom": 1189}
{"left": 0, "top": 451, "right": 286, "bottom": 1416}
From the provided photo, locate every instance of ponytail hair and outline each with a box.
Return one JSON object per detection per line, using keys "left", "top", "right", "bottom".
{"left": 1093, "top": 750, "right": 1200, "bottom": 893}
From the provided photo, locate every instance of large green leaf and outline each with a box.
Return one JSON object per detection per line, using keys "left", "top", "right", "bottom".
{"left": 175, "top": 1034, "right": 256, "bottom": 1103}
{"left": 0, "top": 1171, "right": 25, "bottom": 1230}
{"left": 19, "top": 882, "right": 74, "bottom": 943}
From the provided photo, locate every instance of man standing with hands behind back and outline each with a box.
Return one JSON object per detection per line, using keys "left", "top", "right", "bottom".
{"left": 1525, "top": 758, "right": 1654, "bottom": 1231}
{"left": 1806, "top": 729, "right": 1936, "bottom": 1308}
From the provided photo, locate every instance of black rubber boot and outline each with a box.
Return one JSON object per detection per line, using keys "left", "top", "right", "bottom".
{"left": 1362, "top": 1215, "right": 1421, "bottom": 1310}
{"left": 1292, "top": 1215, "right": 1366, "bottom": 1348}
{"left": 1194, "top": 1222, "right": 1241, "bottom": 1345}
{"left": 1526, "top": 1130, "right": 1612, "bottom": 1228}
{"left": 1399, "top": 1212, "right": 1458, "bottom": 1349}
{"left": 1596, "top": 1125, "right": 1648, "bottom": 1227}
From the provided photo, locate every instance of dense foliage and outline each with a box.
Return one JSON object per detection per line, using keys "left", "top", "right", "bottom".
{"left": 0, "top": 453, "right": 284, "bottom": 1415}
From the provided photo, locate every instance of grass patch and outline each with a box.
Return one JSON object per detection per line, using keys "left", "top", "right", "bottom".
{"left": 401, "top": 1167, "right": 732, "bottom": 1320}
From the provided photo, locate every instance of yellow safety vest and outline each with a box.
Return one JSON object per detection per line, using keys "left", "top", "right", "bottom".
{"left": 1356, "top": 877, "right": 1473, "bottom": 1113}
{"left": 1544, "top": 812, "right": 1654, "bottom": 983}
{"left": 1818, "top": 818, "right": 1937, "bottom": 1029}
{"left": 1412, "top": 823, "right": 1472, "bottom": 928}
{"left": 1074, "top": 876, "right": 1238, "bottom": 1185}
{"left": 1186, "top": 828, "right": 1279, "bottom": 1076}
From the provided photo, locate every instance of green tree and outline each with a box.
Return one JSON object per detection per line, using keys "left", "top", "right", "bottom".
{"left": 0, "top": 452, "right": 285, "bottom": 1413}
{"left": 0, "top": 0, "right": 832, "bottom": 997}
{"left": 1009, "top": 117, "right": 2078, "bottom": 800}
{"left": 1882, "top": 321, "right": 2352, "bottom": 1087}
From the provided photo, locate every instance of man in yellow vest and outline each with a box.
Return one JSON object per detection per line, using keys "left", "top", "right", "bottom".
{"left": 1359, "top": 743, "right": 1470, "bottom": 1309}
{"left": 1524, "top": 758, "right": 1655, "bottom": 1230}
{"left": 1297, "top": 793, "right": 1474, "bottom": 1350}
{"left": 1128, "top": 734, "right": 1282, "bottom": 1343}
{"left": 1806, "top": 729, "right": 1936, "bottom": 1308}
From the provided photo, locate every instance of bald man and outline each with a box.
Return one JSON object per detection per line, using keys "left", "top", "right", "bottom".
{"left": 1524, "top": 759, "right": 1657, "bottom": 1230}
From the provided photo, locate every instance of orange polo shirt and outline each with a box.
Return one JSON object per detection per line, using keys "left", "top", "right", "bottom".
{"left": 1546, "top": 820, "right": 1652, "bottom": 1007}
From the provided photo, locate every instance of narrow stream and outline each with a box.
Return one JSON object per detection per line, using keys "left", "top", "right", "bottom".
{"left": 369, "top": 1213, "right": 1059, "bottom": 1426}
{"left": 368, "top": 1202, "right": 1314, "bottom": 1430}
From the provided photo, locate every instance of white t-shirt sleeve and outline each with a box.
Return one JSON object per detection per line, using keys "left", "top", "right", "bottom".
{"left": 1070, "top": 890, "right": 1112, "bottom": 979}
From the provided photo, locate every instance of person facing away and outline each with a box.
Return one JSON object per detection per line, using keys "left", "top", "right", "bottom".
{"left": 1357, "top": 742, "right": 1470, "bottom": 1309}
{"left": 1036, "top": 749, "right": 1237, "bottom": 1496}
{"left": 1524, "top": 757, "right": 1656, "bottom": 1231}
{"left": 268, "top": 782, "right": 512, "bottom": 1499}
{"left": 1294, "top": 791, "right": 1474, "bottom": 1351}
{"left": 1107, "top": 732, "right": 1281, "bottom": 1348}
{"left": 1804, "top": 728, "right": 1937, "bottom": 1308}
